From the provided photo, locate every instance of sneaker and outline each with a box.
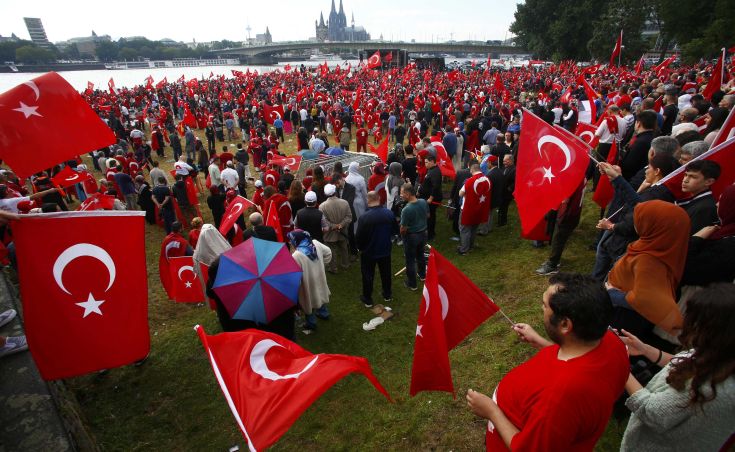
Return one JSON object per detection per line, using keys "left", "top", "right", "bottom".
{"left": 404, "top": 281, "right": 418, "bottom": 291}
{"left": 360, "top": 296, "right": 374, "bottom": 308}
{"left": 418, "top": 275, "right": 426, "bottom": 282}
{"left": 0, "top": 335, "right": 28, "bottom": 358}
{"left": 449, "top": 236, "right": 460, "bottom": 241}
{"left": 301, "top": 328, "right": 314, "bottom": 336}
{"left": 396, "top": 239, "right": 403, "bottom": 246}
{"left": 456, "top": 246, "right": 468, "bottom": 255}
{"left": 0, "top": 309, "right": 16, "bottom": 328}
{"left": 535, "top": 262, "right": 559, "bottom": 276}
{"left": 383, "top": 297, "right": 392, "bottom": 303}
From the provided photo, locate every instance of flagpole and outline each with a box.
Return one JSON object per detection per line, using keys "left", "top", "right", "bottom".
{"left": 606, "top": 205, "right": 625, "bottom": 220}
{"left": 618, "top": 30, "right": 623, "bottom": 67}
{"left": 497, "top": 309, "right": 516, "bottom": 326}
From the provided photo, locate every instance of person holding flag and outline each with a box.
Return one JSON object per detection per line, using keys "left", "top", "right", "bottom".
{"left": 466, "top": 273, "right": 629, "bottom": 450}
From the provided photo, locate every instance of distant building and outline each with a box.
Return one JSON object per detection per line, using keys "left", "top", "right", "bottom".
{"left": 315, "top": 0, "right": 369, "bottom": 42}
{"left": 23, "top": 17, "right": 51, "bottom": 48}
{"left": 56, "top": 31, "right": 111, "bottom": 57}
{"left": 185, "top": 39, "right": 214, "bottom": 49}
{"left": 254, "top": 27, "right": 272, "bottom": 45}
{"left": 0, "top": 33, "right": 20, "bottom": 43}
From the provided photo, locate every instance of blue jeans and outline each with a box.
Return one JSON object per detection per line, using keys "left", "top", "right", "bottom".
{"left": 608, "top": 288, "right": 632, "bottom": 309}
{"left": 403, "top": 231, "right": 427, "bottom": 288}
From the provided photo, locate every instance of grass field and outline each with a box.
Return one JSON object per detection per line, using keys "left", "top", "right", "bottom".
{"left": 64, "top": 129, "right": 628, "bottom": 451}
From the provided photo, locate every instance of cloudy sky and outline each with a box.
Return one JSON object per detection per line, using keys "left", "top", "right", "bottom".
{"left": 0, "top": 0, "right": 522, "bottom": 44}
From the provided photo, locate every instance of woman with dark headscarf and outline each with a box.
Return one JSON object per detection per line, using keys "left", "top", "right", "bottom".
{"left": 681, "top": 184, "right": 735, "bottom": 286}
{"left": 288, "top": 229, "right": 332, "bottom": 334}
{"left": 606, "top": 200, "right": 690, "bottom": 338}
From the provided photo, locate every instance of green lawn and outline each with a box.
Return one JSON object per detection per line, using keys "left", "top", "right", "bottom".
{"left": 65, "top": 131, "right": 628, "bottom": 451}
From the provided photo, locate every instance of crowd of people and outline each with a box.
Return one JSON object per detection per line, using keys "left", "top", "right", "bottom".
{"left": 1, "top": 55, "right": 734, "bottom": 449}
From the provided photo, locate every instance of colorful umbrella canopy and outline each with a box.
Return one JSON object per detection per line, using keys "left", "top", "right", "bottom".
{"left": 212, "top": 238, "right": 302, "bottom": 324}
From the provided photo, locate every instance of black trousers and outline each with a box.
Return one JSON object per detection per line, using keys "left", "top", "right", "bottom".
{"left": 360, "top": 254, "right": 392, "bottom": 302}
{"left": 427, "top": 203, "right": 438, "bottom": 240}
{"left": 498, "top": 197, "right": 513, "bottom": 226}
{"left": 547, "top": 217, "right": 580, "bottom": 266}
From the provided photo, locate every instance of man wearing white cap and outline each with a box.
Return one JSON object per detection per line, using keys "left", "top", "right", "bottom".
{"left": 295, "top": 191, "right": 328, "bottom": 243}
{"left": 221, "top": 161, "right": 240, "bottom": 193}
{"left": 319, "top": 184, "right": 352, "bottom": 274}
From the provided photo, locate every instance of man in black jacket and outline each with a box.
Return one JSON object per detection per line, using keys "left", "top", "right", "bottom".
{"left": 418, "top": 155, "right": 443, "bottom": 241}
{"left": 242, "top": 212, "right": 278, "bottom": 242}
{"left": 677, "top": 159, "right": 720, "bottom": 234}
{"left": 619, "top": 110, "right": 656, "bottom": 181}
{"left": 498, "top": 154, "right": 516, "bottom": 226}
{"left": 356, "top": 191, "right": 397, "bottom": 307}
{"left": 294, "top": 191, "right": 328, "bottom": 243}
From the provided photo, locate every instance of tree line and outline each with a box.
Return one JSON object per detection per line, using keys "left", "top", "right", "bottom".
{"left": 510, "top": 0, "right": 734, "bottom": 63}
{"left": 0, "top": 38, "right": 241, "bottom": 64}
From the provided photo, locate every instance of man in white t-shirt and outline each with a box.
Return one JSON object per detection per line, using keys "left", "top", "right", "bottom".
{"left": 220, "top": 161, "right": 240, "bottom": 193}
{"left": 0, "top": 184, "right": 58, "bottom": 213}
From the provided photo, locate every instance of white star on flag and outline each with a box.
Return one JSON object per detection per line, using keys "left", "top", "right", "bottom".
{"left": 13, "top": 101, "right": 42, "bottom": 119}
{"left": 185, "top": 281, "right": 192, "bottom": 288}
{"left": 76, "top": 293, "right": 105, "bottom": 318}
{"left": 479, "top": 195, "right": 486, "bottom": 203}
{"left": 542, "top": 167, "right": 555, "bottom": 183}
{"left": 416, "top": 324, "right": 423, "bottom": 337}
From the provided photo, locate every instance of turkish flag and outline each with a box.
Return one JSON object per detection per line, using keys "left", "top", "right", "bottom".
{"left": 711, "top": 106, "right": 735, "bottom": 148}
{"left": 383, "top": 52, "right": 393, "bottom": 63}
{"left": 108, "top": 77, "right": 116, "bottom": 95}
{"left": 367, "top": 50, "right": 381, "bottom": 69}
{"left": 266, "top": 201, "right": 284, "bottom": 242}
{"left": 51, "top": 165, "right": 91, "bottom": 189}
{"left": 515, "top": 109, "right": 590, "bottom": 236}
{"left": 592, "top": 140, "right": 618, "bottom": 209}
{"left": 177, "top": 74, "right": 185, "bottom": 84}
{"left": 368, "top": 135, "right": 389, "bottom": 163}
{"left": 0, "top": 72, "right": 116, "bottom": 178}
{"left": 410, "top": 249, "right": 499, "bottom": 396}
{"left": 87, "top": 81, "right": 94, "bottom": 92}
{"left": 262, "top": 103, "right": 285, "bottom": 125}
{"left": 155, "top": 77, "right": 168, "bottom": 89}
{"left": 195, "top": 326, "right": 391, "bottom": 451}
{"left": 461, "top": 173, "right": 492, "bottom": 226}
{"left": 219, "top": 195, "right": 256, "bottom": 236}
{"left": 429, "top": 137, "right": 457, "bottom": 178}
{"left": 77, "top": 193, "right": 116, "bottom": 211}
{"left": 159, "top": 232, "right": 191, "bottom": 299}
{"left": 12, "top": 211, "right": 149, "bottom": 380}
{"left": 609, "top": 30, "right": 622, "bottom": 66}
{"left": 577, "top": 74, "right": 597, "bottom": 122}
{"left": 703, "top": 48, "right": 726, "bottom": 100}
{"left": 657, "top": 136, "right": 735, "bottom": 201}
{"left": 269, "top": 155, "right": 302, "bottom": 172}
{"left": 583, "top": 64, "right": 601, "bottom": 75}
{"left": 284, "top": 64, "right": 291, "bottom": 71}
{"left": 575, "top": 121, "right": 600, "bottom": 148}
{"left": 168, "top": 256, "right": 204, "bottom": 303}
{"left": 183, "top": 104, "right": 197, "bottom": 127}
{"left": 634, "top": 56, "right": 645, "bottom": 75}
{"left": 352, "top": 87, "right": 362, "bottom": 111}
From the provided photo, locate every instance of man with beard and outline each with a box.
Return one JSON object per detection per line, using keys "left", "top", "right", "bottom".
{"left": 466, "top": 273, "right": 629, "bottom": 451}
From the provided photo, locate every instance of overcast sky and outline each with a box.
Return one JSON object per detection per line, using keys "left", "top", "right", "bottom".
{"left": 0, "top": 0, "right": 522, "bottom": 44}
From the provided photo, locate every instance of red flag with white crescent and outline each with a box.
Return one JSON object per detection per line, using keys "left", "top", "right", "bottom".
{"left": 168, "top": 256, "right": 204, "bottom": 303}
{"left": 515, "top": 109, "right": 590, "bottom": 235}
{"left": 219, "top": 195, "right": 256, "bottom": 237}
{"left": 269, "top": 155, "right": 302, "bottom": 172}
{"left": 77, "top": 193, "right": 116, "bottom": 211}
{"left": 195, "top": 326, "right": 390, "bottom": 451}
{"left": 460, "top": 172, "right": 491, "bottom": 226}
{"left": 12, "top": 211, "right": 149, "bottom": 380}
{"left": 0, "top": 72, "right": 116, "bottom": 178}
{"left": 51, "top": 165, "right": 92, "bottom": 190}
{"left": 367, "top": 50, "right": 381, "bottom": 69}
{"left": 410, "top": 249, "right": 499, "bottom": 396}
{"left": 575, "top": 121, "right": 600, "bottom": 148}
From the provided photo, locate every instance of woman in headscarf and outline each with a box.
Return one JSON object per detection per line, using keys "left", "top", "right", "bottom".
{"left": 346, "top": 161, "right": 368, "bottom": 223}
{"left": 606, "top": 200, "right": 690, "bottom": 339}
{"left": 287, "top": 229, "right": 332, "bottom": 334}
{"left": 385, "top": 162, "right": 405, "bottom": 217}
{"left": 367, "top": 162, "right": 387, "bottom": 206}
{"left": 681, "top": 184, "right": 735, "bottom": 286}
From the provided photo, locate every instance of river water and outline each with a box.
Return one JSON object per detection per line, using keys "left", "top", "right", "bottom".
{"left": 0, "top": 60, "right": 346, "bottom": 93}
{"left": 0, "top": 57, "right": 482, "bottom": 93}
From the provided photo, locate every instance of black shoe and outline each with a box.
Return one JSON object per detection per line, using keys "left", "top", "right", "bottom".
{"left": 360, "top": 296, "right": 374, "bottom": 308}
{"left": 535, "top": 262, "right": 559, "bottom": 276}
{"left": 404, "top": 281, "right": 418, "bottom": 291}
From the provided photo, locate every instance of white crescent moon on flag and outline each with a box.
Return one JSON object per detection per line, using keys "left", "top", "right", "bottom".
{"left": 249, "top": 339, "right": 318, "bottom": 381}
{"left": 368, "top": 55, "right": 379, "bottom": 66}
{"left": 579, "top": 131, "right": 595, "bottom": 143}
{"left": 53, "top": 243, "right": 116, "bottom": 295}
{"left": 227, "top": 203, "right": 243, "bottom": 219}
{"left": 24, "top": 81, "right": 40, "bottom": 100}
{"left": 537, "top": 135, "right": 572, "bottom": 172}
{"left": 423, "top": 284, "right": 449, "bottom": 320}
{"left": 473, "top": 176, "right": 490, "bottom": 195}
{"left": 285, "top": 158, "right": 296, "bottom": 166}
{"left": 177, "top": 265, "right": 195, "bottom": 281}
{"left": 65, "top": 174, "right": 80, "bottom": 182}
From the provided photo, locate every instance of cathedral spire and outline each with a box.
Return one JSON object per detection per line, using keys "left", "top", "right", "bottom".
{"left": 330, "top": 0, "right": 336, "bottom": 14}
{"left": 319, "top": 11, "right": 325, "bottom": 26}
{"left": 338, "top": 0, "right": 345, "bottom": 17}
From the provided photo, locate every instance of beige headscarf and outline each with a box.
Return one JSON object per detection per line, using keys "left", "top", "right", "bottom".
{"left": 193, "top": 224, "right": 231, "bottom": 283}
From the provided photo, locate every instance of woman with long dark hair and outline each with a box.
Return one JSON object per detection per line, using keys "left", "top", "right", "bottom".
{"left": 620, "top": 283, "right": 735, "bottom": 451}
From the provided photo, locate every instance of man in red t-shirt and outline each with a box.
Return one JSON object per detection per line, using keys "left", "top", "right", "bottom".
{"left": 466, "top": 273, "right": 629, "bottom": 451}
{"left": 356, "top": 123, "right": 369, "bottom": 153}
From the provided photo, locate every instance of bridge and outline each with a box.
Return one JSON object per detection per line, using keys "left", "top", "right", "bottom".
{"left": 212, "top": 41, "right": 527, "bottom": 59}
